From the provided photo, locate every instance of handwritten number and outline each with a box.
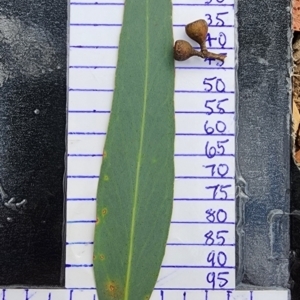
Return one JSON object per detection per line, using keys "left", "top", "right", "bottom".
{"left": 205, "top": 0, "right": 225, "bottom": 4}
{"left": 216, "top": 12, "right": 229, "bottom": 26}
{"left": 203, "top": 77, "right": 225, "bottom": 92}
{"left": 216, "top": 98, "right": 228, "bottom": 113}
{"left": 204, "top": 121, "right": 226, "bottom": 134}
{"left": 206, "top": 271, "right": 229, "bottom": 289}
{"left": 218, "top": 272, "right": 229, "bottom": 287}
{"left": 204, "top": 99, "right": 228, "bottom": 114}
{"left": 205, "top": 139, "right": 229, "bottom": 158}
{"left": 204, "top": 163, "right": 229, "bottom": 177}
{"left": 219, "top": 32, "right": 227, "bottom": 48}
{"left": 205, "top": 14, "right": 213, "bottom": 25}
{"left": 205, "top": 209, "right": 227, "bottom": 223}
{"left": 206, "top": 33, "right": 217, "bottom": 47}
{"left": 205, "top": 184, "right": 231, "bottom": 199}
{"left": 204, "top": 230, "right": 228, "bottom": 245}
{"left": 207, "top": 251, "right": 227, "bottom": 267}
{"left": 206, "top": 33, "right": 227, "bottom": 48}
{"left": 206, "top": 272, "right": 216, "bottom": 289}
{"left": 205, "top": 12, "right": 229, "bottom": 26}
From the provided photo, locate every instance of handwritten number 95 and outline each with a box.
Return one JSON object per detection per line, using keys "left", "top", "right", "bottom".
{"left": 205, "top": 12, "right": 229, "bottom": 26}
{"left": 203, "top": 77, "right": 225, "bottom": 92}
{"left": 206, "top": 272, "right": 229, "bottom": 289}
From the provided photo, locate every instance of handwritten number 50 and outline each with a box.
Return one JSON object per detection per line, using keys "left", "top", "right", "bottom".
{"left": 203, "top": 77, "right": 225, "bottom": 92}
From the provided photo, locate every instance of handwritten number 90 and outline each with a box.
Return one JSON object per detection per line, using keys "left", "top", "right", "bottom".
{"left": 206, "top": 272, "right": 229, "bottom": 289}
{"left": 207, "top": 250, "right": 227, "bottom": 267}
{"left": 203, "top": 77, "right": 225, "bottom": 92}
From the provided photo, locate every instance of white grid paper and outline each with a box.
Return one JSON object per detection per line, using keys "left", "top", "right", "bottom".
{"left": 0, "top": 0, "right": 289, "bottom": 299}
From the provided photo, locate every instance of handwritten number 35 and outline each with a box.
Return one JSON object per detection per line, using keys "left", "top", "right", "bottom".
{"left": 205, "top": 12, "right": 229, "bottom": 26}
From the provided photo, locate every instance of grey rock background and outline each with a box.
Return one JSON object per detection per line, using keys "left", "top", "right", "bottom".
{"left": 0, "top": 0, "right": 66, "bottom": 286}
{"left": 236, "top": 0, "right": 291, "bottom": 289}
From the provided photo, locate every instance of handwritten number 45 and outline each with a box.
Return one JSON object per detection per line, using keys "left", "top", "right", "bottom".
{"left": 205, "top": 12, "right": 229, "bottom": 26}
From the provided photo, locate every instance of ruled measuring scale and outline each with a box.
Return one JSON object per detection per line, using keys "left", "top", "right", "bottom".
{"left": 65, "top": 0, "right": 291, "bottom": 299}
{"left": 0, "top": 0, "right": 289, "bottom": 299}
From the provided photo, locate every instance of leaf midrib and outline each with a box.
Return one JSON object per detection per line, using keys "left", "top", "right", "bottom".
{"left": 123, "top": 1, "right": 150, "bottom": 299}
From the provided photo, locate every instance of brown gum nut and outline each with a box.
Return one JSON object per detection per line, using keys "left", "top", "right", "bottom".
{"left": 173, "top": 40, "right": 194, "bottom": 61}
{"left": 185, "top": 19, "right": 208, "bottom": 48}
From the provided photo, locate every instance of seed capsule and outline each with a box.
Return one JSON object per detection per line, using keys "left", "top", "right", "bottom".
{"left": 185, "top": 19, "right": 208, "bottom": 52}
{"left": 173, "top": 40, "right": 199, "bottom": 61}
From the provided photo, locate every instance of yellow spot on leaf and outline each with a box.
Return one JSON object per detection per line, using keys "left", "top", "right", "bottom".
{"left": 144, "top": 295, "right": 150, "bottom": 300}
{"left": 103, "top": 151, "right": 107, "bottom": 159}
{"left": 99, "top": 254, "right": 105, "bottom": 261}
{"left": 93, "top": 255, "right": 96, "bottom": 261}
{"left": 104, "top": 175, "right": 109, "bottom": 181}
{"left": 96, "top": 217, "right": 100, "bottom": 225}
{"left": 102, "top": 208, "right": 108, "bottom": 216}
{"left": 105, "top": 280, "right": 123, "bottom": 299}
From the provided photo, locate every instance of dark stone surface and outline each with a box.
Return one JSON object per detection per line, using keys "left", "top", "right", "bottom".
{"left": 236, "top": 0, "right": 291, "bottom": 288}
{"left": 0, "top": 0, "right": 66, "bottom": 287}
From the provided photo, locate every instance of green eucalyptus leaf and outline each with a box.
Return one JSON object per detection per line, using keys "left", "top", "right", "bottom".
{"left": 93, "top": 0, "right": 175, "bottom": 299}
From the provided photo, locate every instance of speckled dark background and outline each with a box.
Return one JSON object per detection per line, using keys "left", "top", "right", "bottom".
{"left": 236, "top": 0, "right": 291, "bottom": 291}
{"left": 0, "top": 0, "right": 66, "bottom": 286}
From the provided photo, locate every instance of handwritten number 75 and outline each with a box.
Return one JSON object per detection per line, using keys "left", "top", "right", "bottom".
{"left": 206, "top": 184, "right": 231, "bottom": 199}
